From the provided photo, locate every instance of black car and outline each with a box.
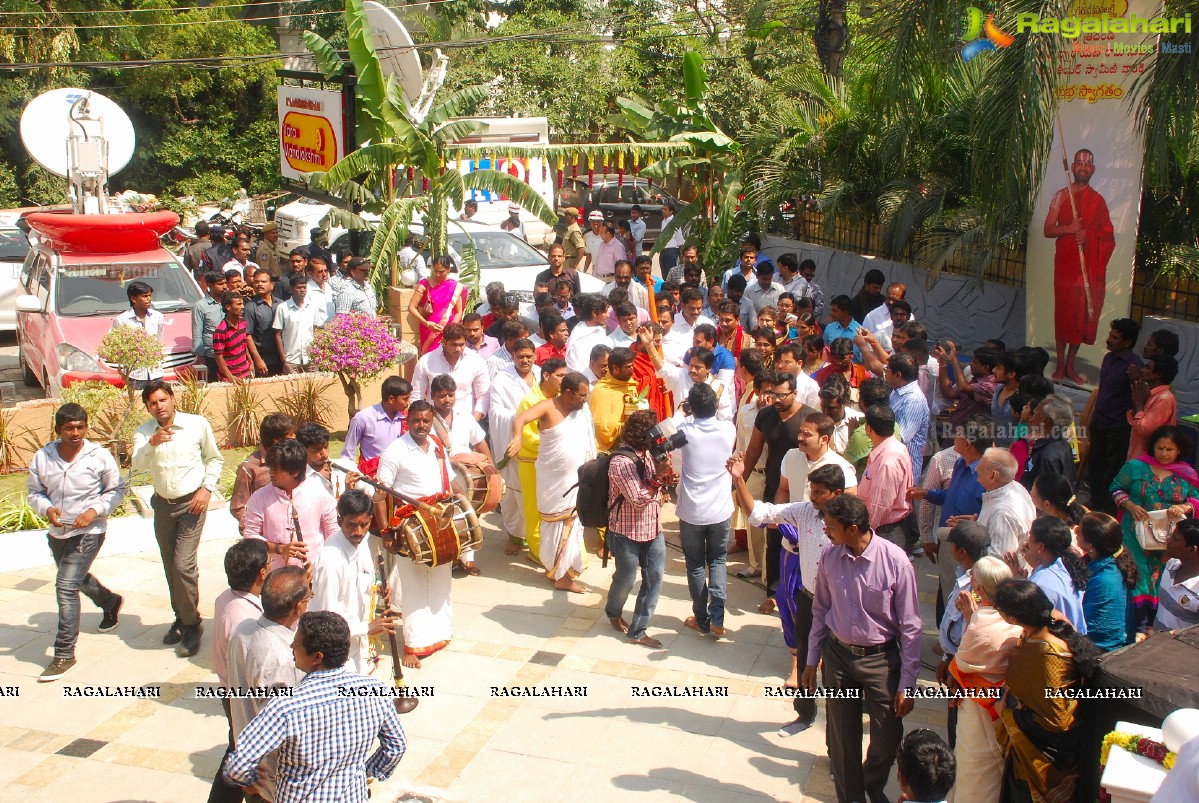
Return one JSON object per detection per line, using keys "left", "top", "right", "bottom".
{"left": 556, "top": 175, "right": 681, "bottom": 250}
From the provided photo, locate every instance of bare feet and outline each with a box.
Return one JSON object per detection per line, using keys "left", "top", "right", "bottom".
{"left": 609, "top": 616, "right": 629, "bottom": 634}
{"left": 597, "top": 546, "right": 608, "bottom": 561}
{"left": 758, "top": 598, "right": 777, "bottom": 614}
{"left": 684, "top": 615, "right": 711, "bottom": 635}
{"left": 504, "top": 541, "right": 520, "bottom": 555}
{"left": 785, "top": 667, "right": 800, "bottom": 689}
{"left": 554, "top": 577, "right": 586, "bottom": 594}
{"left": 455, "top": 560, "right": 481, "bottom": 576}
{"left": 401, "top": 654, "right": 422, "bottom": 669}
{"left": 710, "top": 625, "right": 726, "bottom": 638}
{"left": 1066, "top": 370, "right": 1088, "bottom": 385}
{"left": 627, "top": 635, "right": 663, "bottom": 648}
{"left": 1052, "top": 369, "right": 1066, "bottom": 382}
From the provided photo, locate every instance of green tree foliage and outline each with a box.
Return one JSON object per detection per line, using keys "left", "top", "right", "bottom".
{"left": 0, "top": 1, "right": 280, "bottom": 205}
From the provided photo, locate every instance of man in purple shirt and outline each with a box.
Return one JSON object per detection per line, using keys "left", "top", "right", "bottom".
{"left": 341, "top": 376, "right": 411, "bottom": 472}
{"left": 1086, "top": 317, "right": 1142, "bottom": 514}
{"left": 801, "top": 494, "right": 921, "bottom": 803}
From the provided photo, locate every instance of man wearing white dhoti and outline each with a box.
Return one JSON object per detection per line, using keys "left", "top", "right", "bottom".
{"left": 507, "top": 372, "right": 596, "bottom": 593}
{"left": 487, "top": 340, "right": 541, "bottom": 555}
{"left": 429, "top": 374, "right": 494, "bottom": 576}
{"left": 310, "top": 490, "right": 398, "bottom": 674}
{"left": 375, "top": 402, "right": 456, "bottom": 668}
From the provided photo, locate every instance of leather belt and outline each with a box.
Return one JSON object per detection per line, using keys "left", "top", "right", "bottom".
{"left": 154, "top": 489, "right": 199, "bottom": 506}
{"left": 752, "top": 468, "right": 765, "bottom": 475}
{"left": 830, "top": 633, "right": 897, "bottom": 657}
{"left": 801, "top": 588, "right": 814, "bottom": 600}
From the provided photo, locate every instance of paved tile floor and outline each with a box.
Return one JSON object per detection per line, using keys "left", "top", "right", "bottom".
{"left": 0, "top": 504, "right": 948, "bottom": 802}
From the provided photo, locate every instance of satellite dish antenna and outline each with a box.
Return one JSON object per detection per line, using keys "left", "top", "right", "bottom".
{"left": 363, "top": 1, "right": 424, "bottom": 111}
{"left": 20, "top": 88, "right": 136, "bottom": 215}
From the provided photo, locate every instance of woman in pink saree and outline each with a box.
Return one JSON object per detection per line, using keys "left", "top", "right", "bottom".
{"left": 408, "top": 255, "right": 466, "bottom": 354}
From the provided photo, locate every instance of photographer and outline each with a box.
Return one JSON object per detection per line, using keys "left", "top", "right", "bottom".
{"left": 605, "top": 410, "right": 672, "bottom": 648}
{"left": 676, "top": 384, "right": 736, "bottom": 638}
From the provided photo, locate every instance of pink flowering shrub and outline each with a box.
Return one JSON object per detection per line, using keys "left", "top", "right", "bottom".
{"left": 308, "top": 314, "right": 405, "bottom": 416}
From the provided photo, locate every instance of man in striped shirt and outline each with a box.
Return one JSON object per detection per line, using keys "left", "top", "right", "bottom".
{"left": 213, "top": 291, "right": 254, "bottom": 382}
{"left": 604, "top": 410, "right": 672, "bottom": 648}
{"left": 224, "top": 610, "right": 406, "bottom": 802}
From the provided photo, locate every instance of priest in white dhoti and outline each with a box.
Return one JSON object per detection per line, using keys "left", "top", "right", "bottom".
{"left": 310, "top": 490, "right": 397, "bottom": 674}
{"left": 375, "top": 402, "right": 456, "bottom": 668}
{"left": 487, "top": 340, "right": 541, "bottom": 555}
{"left": 507, "top": 372, "right": 596, "bottom": 593}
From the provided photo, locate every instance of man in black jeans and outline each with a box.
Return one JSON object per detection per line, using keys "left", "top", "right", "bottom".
{"left": 1086, "top": 318, "right": 1142, "bottom": 513}
{"left": 28, "top": 404, "right": 126, "bottom": 681}
{"left": 740, "top": 370, "right": 814, "bottom": 613}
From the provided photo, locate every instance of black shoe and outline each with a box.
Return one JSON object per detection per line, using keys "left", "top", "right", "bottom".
{"left": 163, "top": 620, "right": 183, "bottom": 646}
{"left": 99, "top": 595, "right": 123, "bottom": 632}
{"left": 176, "top": 622, "right": 204, "bottom": 657}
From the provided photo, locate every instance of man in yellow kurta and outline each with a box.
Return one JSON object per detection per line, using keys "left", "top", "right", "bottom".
{"left": 589, "top": 347, "right": 640, "bottom": 453}
{"left": 517, "top": 358, "right": 568, "bottom": 563}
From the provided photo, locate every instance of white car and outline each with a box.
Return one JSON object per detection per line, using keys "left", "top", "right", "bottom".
{"left": 329, "top": 222, "right": 606, "bottom": 316}
{"left": 0, "top": 217, "right": 31, "bottom": 332}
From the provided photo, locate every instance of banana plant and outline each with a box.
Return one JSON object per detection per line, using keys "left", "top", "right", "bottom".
{"left": 300, "top": 0, "right": 559, "bottom": 305}
{"left": 611, "top": 51, "right": 748, "bottom": 276}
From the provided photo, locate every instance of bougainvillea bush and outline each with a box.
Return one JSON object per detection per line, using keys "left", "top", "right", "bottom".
{"left": 97, "top": 325, "right": 164, "bottom": 403}
{"left": 308, "top": 314, "right": 405, "bottom": 418}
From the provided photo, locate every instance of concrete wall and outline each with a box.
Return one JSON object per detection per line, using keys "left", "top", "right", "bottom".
{"left": 762, "top": 236, "right": 1028, "bottom": 354}
{"left": 0, "top": 371, "right": 395, "bottom": 471}
{"left": 1139, "top": 316, "right": 1199, "bottom": 410}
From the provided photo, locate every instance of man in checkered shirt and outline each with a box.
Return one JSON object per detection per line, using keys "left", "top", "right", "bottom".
{"left": 604, "top": 410, "right": 673, "bottom": 648}
{"left": 224, "top": 610, "right": 405, "bottom": 802}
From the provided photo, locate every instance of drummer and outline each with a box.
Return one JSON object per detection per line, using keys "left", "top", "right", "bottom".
{"left": 375, "top": 401, "right": 457, "bottom": 669}
{"left": 428, "top": 374, "right": 494, "bottom": 577}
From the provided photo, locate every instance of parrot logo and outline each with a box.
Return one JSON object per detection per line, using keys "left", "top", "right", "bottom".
{"left": 962, "top": 7, "right": 1015, "bottom": 61}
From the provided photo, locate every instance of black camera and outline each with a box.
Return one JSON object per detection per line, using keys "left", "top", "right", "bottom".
{"left": 648, "top": 420, "right": 687, "bottom": 461}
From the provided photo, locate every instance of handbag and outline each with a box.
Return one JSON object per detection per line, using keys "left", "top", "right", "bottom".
{"left": 1135, "top": 508, "right": 1172, "bottom": 551}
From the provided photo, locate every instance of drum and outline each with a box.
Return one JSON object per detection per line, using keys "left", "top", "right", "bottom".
{"left": 383, "top": 494, "right": 483, "bottom": 568}
{"left": 450, "top": 454, "right": 505, "bottom": 515}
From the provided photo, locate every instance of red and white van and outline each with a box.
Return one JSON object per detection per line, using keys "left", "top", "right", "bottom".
{"left": 16, "top": 211, "right": 203, "bottom": 396}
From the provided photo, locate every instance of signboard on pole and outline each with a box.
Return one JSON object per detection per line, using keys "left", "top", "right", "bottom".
{"left": 277, "top": 85, "right": 345, "bottom": 181}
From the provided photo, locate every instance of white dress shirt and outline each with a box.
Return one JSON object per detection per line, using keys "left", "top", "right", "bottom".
{"left": 377, "top": 433, "right": 453, "bottom": 499}
{"left": 305, "top": 279, "right": 338, "bottom": 322}
{"left": 661, "top": 314, "right": 715, "bottom": 368}
{"left": 675, "top": 417, "right": 737, "bottom": 525}
{"left": 311, "top": 530, "right": 375, "bottom": 674}
{"left": 112, "top": 308, "right": 166, "bottom": 380}
{"left": 977, "top": 480, "right": 1037, "bottom": 558}
{"left": 412, "top": 347, "right": 491, "bottom": 420}
{"left": 779, "top": 448, "right": 859, "bottom": 503}
{"left": 564, "top": 322, "right": 612, "bottom": 373}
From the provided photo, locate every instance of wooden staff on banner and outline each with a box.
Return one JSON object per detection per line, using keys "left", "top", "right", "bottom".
{"left": 1056, "top": 117, "right": 1094, "bottom": 321}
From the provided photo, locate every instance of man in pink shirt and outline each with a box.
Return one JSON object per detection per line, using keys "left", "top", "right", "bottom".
{"left": 1128, "top": 353, "right": 1178, "bottom": 459}
{"left": 209, "top": 538, "right": 269, "bottom": 803}
{"left": 857, "top": 404, "right": 916, "bottom": 549}
{"left": 243, "top": 439, "right": 338, "bottom": 572}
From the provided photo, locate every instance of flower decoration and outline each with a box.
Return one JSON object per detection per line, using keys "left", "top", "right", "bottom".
{"left": 308, "top": 314, "right": 409, "bottom": 418}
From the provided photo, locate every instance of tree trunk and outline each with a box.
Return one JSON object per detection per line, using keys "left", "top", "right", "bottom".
{"left": 815, "top": 0, "right": 849, "bottom": 80}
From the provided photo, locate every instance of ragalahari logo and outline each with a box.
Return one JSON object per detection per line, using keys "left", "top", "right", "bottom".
{"left": 962, "top": 7, "right": 1015, "bottom": 61}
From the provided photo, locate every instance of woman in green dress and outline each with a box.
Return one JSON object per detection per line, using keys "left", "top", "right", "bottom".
{"left": 1109, "top": 425, "right": 1198, "bottom": 637}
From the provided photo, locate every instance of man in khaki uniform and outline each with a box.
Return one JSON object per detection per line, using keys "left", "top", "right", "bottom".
{"left": 559, "top": 207, "right": 587, "bottom": 273}
{"left": 254, "top": 222, "right": 284, "bottom": 278}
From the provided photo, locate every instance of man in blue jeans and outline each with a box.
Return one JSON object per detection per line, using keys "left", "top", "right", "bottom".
{"left": 28, "top": 403, "right": 126, "bottom": 681}
{"left": 676, "top": 383, "right": 736, "bottom": 637}
{"left": 605, "top": 410, "right": 671, "bottom": 648}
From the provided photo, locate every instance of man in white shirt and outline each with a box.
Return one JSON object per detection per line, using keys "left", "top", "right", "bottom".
{"left": 375, "top": 402, "right": 457, "bottom": 668}
{"left": 583, "top": 211, "right": 604, "bottom": 274}
{"left": 310, "top": 490, "right": 398, "bottom": 674}
{"left": 659, "top": 202, "right": 686, "bottom": 277}
{"left": 663, "top": 347, "right": 734, "bottom": 423}
{"left": 861, "top": 282, "right": 912, "bottom": 342}
{"left": 221, "top": 236, "right": 261, "bottom": 283}
{"left": 777, "top": 412, "right": 859, "bottom": 502}
{"left": 565, "top": 294, "right": 613, "bottom": 373}
{"left": 412, "top": 322, "right": 491, "bottom": 422}
{"left": 303, "top": 254, "right": 338, "bottom": 323}
{"left": 113, "top": 280, "right": 167, "bottom": 387}
{"left": 272, "top": 278, "right": 327, "bottom": 372}
{"left": 676, "top": 383, "right": 737, "bottom": 637}
{"left": 953, "top": 448, "right": 1036, "bottom": 560}
{"left": 583, "top": 343, "right": 611, "bottom": 386}
{"left": 819, "top": 375, "right": 863, "bottom": 455}
{"left": 775, "top": 253, "right": 811, "bottom": 299}
{"left": 662, "top": 287, "right": 714, "bottom": 369}
{"left": 430, "top": 374, "right": 493, "bottom": 575}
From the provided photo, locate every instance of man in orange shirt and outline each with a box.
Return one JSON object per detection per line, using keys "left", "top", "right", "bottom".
{"left": 1127, "top": 353, "right": 1178, "bottom": 459}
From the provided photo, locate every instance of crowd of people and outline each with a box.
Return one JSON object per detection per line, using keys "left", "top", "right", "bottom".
{"left": 24, "top": 220, "right": 1199, "bottom": 803}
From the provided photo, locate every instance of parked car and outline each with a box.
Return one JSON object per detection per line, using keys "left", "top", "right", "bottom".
{"left": 556, "top": 175, "right": 682, "bottom": 249}
{"left": 330, "top": 221, "right": 607, "bottom": 315}
{"left": 16, "top": 211, "right": 202, "bottom": 396}
{"left": 0, "top": 215, "right": 30, "bottom": 332}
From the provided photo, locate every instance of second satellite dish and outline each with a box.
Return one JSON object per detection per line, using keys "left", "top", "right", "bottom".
{"left": 363, "top": 1, "right": 424, "bottom": 110}
{"left": 20, "top": 88, "right": 136, "bottom": 179}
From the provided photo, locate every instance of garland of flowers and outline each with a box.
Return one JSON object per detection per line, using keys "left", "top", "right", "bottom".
{"left": 1098, "top": 731, "right": 1177, "bottom": 803}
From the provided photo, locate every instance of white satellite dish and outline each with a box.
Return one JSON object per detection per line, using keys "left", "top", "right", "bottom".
{"left": 363, "top": 1, "right": 424, "bottom": 110}
{"left": 20, "top": 88, "right": 135, "bottom": 179}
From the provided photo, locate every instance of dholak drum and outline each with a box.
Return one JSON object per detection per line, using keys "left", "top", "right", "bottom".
{"left": 451, "top": 454, "right": 505, "bottom": 515}
{"left": 383, "top": 494, "right": 483, "bottom": 568}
